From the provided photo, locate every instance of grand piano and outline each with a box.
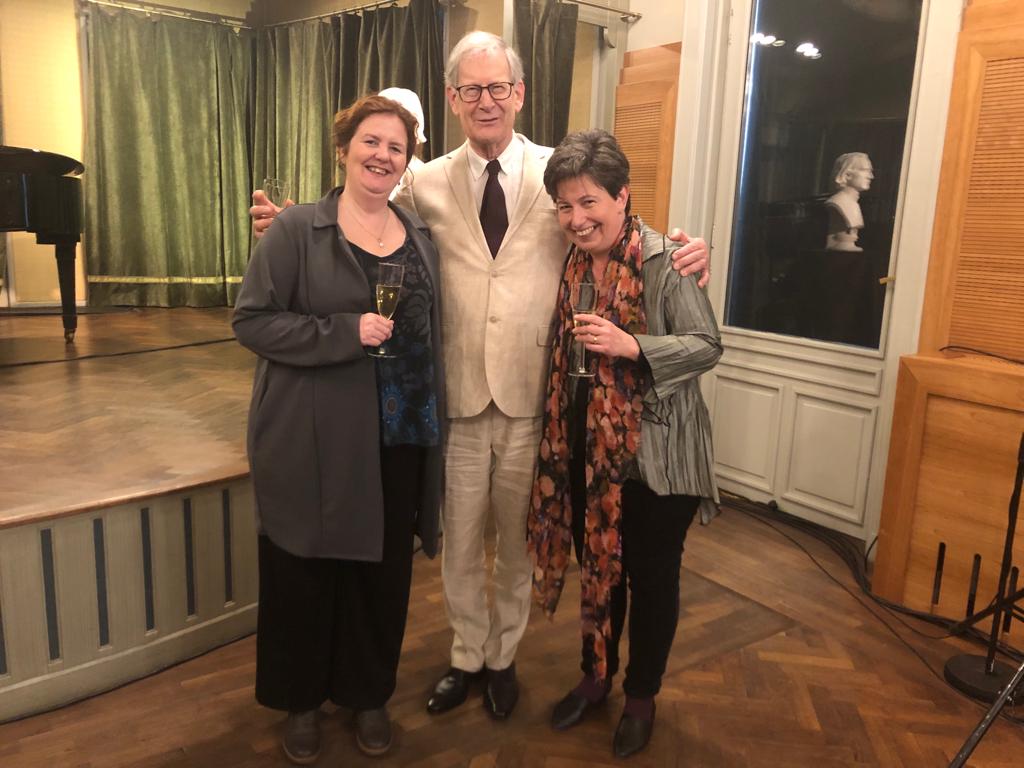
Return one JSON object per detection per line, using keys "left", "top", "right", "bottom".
{"left": 0, "top": 145, "right": 84, "bottom": 341}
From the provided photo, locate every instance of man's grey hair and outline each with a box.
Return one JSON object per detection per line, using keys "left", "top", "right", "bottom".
{"left": 445, "top": 31, "right": 525, "bottom": 88}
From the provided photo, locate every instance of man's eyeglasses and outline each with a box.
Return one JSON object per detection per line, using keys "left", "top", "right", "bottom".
{"left": 452, "top": 82, "right": 515, "bottom": 103}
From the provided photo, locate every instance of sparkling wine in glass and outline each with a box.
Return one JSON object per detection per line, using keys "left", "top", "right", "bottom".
{"left": 569, "top": 281, "right": 596, "bottom": 378}
{"left": 369, "top": 262, "right": 404, "bottom": 358}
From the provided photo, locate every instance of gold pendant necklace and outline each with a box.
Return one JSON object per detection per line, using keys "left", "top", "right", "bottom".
{"left": 343, "top": 199, "right": 390, "bottom": 249}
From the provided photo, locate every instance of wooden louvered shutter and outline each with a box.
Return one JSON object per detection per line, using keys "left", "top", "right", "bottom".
{"left": 919, "top": 4, "right": 1024, "bottom": 359}
{"left": 613, "top": 43, "right": 680, "bottom": 232}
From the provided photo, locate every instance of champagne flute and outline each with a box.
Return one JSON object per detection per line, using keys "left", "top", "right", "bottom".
{"left": 262, "top": 177, "right": 291, "bottom": 207}
{"left": 569, "top": 281, "right": 596, "bottom": 378}
{"left": 368, "top": 262, "right": 404, "bottom": 358}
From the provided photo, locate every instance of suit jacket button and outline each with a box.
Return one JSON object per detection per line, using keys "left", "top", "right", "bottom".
{"left": 489, "top": 316, "right": 499, "bottom": 323}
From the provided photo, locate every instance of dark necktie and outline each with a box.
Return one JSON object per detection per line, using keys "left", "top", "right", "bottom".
{"left": 479, "top": 159, "right": 508, "bottom": 258}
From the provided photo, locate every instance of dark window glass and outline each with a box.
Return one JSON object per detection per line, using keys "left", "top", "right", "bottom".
{"left": 725, "top": 0, "right": 923, "bottom": 348}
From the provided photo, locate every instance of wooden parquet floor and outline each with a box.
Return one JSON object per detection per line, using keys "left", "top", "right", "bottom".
{"left": 1, "top": 510, "right": 1022, "bottom": 767}
{"left": 0, "top": 308, "right": 252, "bottom": 524}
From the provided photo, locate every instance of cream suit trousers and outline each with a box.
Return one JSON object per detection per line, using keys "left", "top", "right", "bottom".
{"left": 442, "top": 402, "right": 542, "bottom": 672}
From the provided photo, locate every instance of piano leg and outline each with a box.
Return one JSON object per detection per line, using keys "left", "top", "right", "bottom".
{"left": 54, "top": 241, "right": 78, "bottom": 343}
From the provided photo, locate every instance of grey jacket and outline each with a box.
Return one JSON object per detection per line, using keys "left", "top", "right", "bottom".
{"left": 635, "top": 222, "right": 722, "bottom": 523}
{"left": 233, "top": 187, "right": 446, "bottom": 560}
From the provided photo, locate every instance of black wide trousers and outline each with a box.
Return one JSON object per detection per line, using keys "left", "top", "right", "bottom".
{"left": 569, "top": 448, "right": 699, "bottom": 698}
{"left": 255, "top": 445, "right": 422, "bottom": 712}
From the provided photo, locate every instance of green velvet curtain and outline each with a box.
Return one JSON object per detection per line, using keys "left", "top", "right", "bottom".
{"left": 80, "top": 0, "right": 444, "bottom": 308}
{"left": 83, "top": 8, "right": 254, "bottom": 306}
{"left": 254, "top": 20, "right": 338, "bottom": 206}
{"left": 336, "top": 0, "right": 447, "bottom": 162}
{"left": 255, "top": 0, "right": 446, "bottom": 199}
{"left": 514, "top": 0, "right": 578, "bottom": 148}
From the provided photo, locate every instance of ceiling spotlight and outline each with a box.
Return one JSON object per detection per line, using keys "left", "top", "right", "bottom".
{"left": 795, "top": 42, "right": 815, "bottom": 54}
{"left": 751, "top": 32, "right": 784, "bottom": 47}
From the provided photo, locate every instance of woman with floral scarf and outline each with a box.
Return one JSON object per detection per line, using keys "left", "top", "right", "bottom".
{"left": 528, "top": 129, "right": 722, "bottom": 759}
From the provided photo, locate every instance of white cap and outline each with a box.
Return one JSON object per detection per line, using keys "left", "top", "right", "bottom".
{"left": 379, "top": 87, "right": 427, "bottom": 145}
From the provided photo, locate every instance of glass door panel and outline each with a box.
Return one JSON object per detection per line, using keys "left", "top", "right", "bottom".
{"left": 724, "top": 0, "right": 923, "bottom": 349}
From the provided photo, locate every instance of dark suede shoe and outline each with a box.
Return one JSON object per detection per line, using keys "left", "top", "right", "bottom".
{"left": 613, "top": 707, "right": 655, "bottom": 759}
{"left": 551, "top": 689, "right": 605, "bottom": 731}
{"left": 282, "top": 709, "right": 320, "bottom": 765}
{"left": 355, "top": 706, "right": 392, "bottom": 756}
{"left": 483, "top": 663, "right": 519, "bottom": 720}
{"left": 426, "top": 667, "right": 482, "bottom": 714}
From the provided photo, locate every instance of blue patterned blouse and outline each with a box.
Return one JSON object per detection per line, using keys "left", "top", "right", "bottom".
{"left": 352, "top": 238, "right": 439, "bottom": 448}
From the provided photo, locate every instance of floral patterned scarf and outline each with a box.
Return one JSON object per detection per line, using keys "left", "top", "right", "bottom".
{"left": 527, "top": 216, "right": 648, "bottom": 682}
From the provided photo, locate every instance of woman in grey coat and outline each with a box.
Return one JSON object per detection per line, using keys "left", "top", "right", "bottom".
{"left": 233, "top": 94, "right": 444, "bottom": 763}
{"left": 528, "top": 129, "right": 721, "bottom": 759}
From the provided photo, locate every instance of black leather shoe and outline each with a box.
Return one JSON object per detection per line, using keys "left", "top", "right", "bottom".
{"left": 613, "top": 708, "right": 655, "bottom": 758}
{"left": 551, "top": 689, "right": 605, "bottom": 731}
{"left": 355, "top": 706, "right": 392, "bottom": 756}
{"left": 426, "top": 667, "right": 481, "bottom": 714}
{"left": 282, "top": 709, "right": 320, "bottom": 765}
{"left": 483, "top": 663, "right": 519, "bottom": 720}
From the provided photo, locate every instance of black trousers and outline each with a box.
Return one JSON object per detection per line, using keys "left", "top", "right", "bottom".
{"left": 569, "top": 450, "right": 698, "bottom": 698}
{"left": 255, "top": 445, "right": 422, "bottom": 712}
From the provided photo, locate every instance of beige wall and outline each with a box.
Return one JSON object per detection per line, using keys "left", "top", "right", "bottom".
{"left": 0, "top": 0, "right": 84, "bottom": 304}
{"left": 626, "top": 0, "right": 684, "bottom": 52}
{"left": 566, "top": 21, "right": 596, "bottom": 134}
{"left": 0, "top": 0, "right": 254, "bottom": 305}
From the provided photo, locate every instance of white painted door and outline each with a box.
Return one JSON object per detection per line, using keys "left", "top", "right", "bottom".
{"left": 701, "top": 0, "right": 961, "bottom": 544}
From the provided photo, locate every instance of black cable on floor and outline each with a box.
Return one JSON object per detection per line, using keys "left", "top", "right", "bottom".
{"left": 721, "top": 493, "right": 1024, "bottom": 726}
{"left": 0, "top": 337, "right": 237, "bottom": 369}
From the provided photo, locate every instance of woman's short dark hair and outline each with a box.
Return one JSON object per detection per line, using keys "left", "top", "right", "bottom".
{"left": 543, "top": 129, "right": 631, "bottom": 204}
{"left": 333, "top": 94, "right": 418, "bottom": 165}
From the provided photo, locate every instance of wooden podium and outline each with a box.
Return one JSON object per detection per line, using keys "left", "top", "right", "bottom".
{"left": 873, "top": 0, "right": 1024, "bottom": 632}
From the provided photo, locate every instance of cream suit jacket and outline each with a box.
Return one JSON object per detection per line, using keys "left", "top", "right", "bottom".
{"left": 396, "top": 135, "right": 568, "bottom": 419}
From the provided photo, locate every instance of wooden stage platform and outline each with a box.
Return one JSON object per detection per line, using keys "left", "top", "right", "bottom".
{"left": 0, "top": 307, "right": 252, "bottom": 526}
{"left": 0, "top": 307, "right": 258, "bottom": 720}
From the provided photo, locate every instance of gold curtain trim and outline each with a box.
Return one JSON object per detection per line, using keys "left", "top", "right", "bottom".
{"left": 87, "top": 275, "right": 244, "bottom": 284}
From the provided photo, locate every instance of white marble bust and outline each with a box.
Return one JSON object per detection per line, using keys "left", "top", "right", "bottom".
{"left": 825, "top": 152, "right": 874, "bottom": 252}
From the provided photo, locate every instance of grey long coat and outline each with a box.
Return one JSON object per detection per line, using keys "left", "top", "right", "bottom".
{"left": 233, "top": 187, "right": 445, "bottom": 561}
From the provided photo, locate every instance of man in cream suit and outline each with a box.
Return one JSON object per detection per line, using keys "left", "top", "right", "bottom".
{"left": 251, "top": 31, "right": 709, "bottom": 721}
{"left": 402, "top": 33, "right": 568, "bottom": 720}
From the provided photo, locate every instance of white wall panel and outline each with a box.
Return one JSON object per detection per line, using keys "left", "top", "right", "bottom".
{"left": 710, "top": 371, "right": 782, "bottom": 492}
{"left": 781, "top": 392, "right": 877, "bottom": 524}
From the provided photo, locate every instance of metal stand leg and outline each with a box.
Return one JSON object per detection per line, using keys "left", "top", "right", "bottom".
{"left": 946, "top": 433, "right": 1024, "bottom": 765}
{"left": 949, "top": 659, "right": 1024, "bottom": 768}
